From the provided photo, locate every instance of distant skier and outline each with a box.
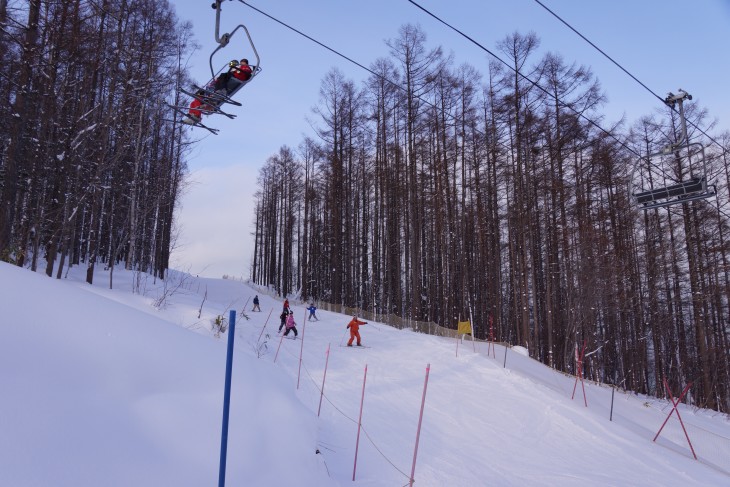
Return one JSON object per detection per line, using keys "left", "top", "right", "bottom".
{"left": 306, "top": 303, "right": 319, "bottom": 321}
{"left": 252, "top": 295, "right": 261, "bottom": 312}
{"left": 346, "top": 315, "right": 368, "bottom": 347}
{"left": 283, "top": 310, "right": 298, "bottom": 338}
{"left": 283, "top": 298, "right": 290, "bottom": 314}
{"left": 278, "top": 310, "right": 288, "bottom": 333}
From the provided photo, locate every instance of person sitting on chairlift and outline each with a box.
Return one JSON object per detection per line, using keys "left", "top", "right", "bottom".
{"left": 185, "top": 58, "right": 253, "bottom": 124}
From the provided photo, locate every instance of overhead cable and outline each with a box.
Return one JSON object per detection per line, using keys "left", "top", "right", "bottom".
{"left": 531, "top": 0, "right": 727, "bottom": 154}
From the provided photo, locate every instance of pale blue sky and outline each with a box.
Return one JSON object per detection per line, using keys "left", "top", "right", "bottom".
{"left": 169, "top": 0, "right": 730, "bottom": 278}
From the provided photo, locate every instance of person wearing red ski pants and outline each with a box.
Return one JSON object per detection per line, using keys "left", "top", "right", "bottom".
{"left": 346, "top": 316, "right": 368, "bottom": 346}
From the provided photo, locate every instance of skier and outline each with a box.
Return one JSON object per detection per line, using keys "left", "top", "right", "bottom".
{"left": 278, "top": 309, "right": 288, "bottom": 333}
{"left": 252, "top": 295, "right": 261, "bottom": 312}
{"left": 211, "top": 58, "right": 252, "bottom": 95}
{"left": 283, "top": 310, "right": 298, "bottom": 338}
{"left": 346, "top": 315, "right": 368, "bottom": 347}
{"left": 306, "top": 303, "right": 319, "bottom": 321}
{"left": 185, "top": 58, "right": 253, "bottom": 124}
{"left": 283, "top": 298, "right": 290, "bottom": 313}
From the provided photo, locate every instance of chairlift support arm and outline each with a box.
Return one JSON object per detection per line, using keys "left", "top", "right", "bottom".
{"left": 210, "top": 0, "right": 261, "bottom": 78}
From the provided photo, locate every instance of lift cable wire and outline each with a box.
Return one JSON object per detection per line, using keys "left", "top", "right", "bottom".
{"left": 240, "top": 0, "right": 641, "bottom": 164}
{"left": 531, "top": 0, "right": 727, "bottom": 156}
{"left": 533, "top": 0, "right": 665, "bottom": 105}
{"left": 238, "top": 1, "right": 386, "bottom": 90}
{"left": 405, "top": 0, "right": 642, "bottom": 159}
{"left": 237, "top": 0, "right": 516, "bottom": 153}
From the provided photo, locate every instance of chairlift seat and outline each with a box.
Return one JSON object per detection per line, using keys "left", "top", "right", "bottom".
{"left": 634, "top": 176, "right": 716, "bottom": 209}
{"left": 635, "top": 177, "right": 705, "bottom": 204}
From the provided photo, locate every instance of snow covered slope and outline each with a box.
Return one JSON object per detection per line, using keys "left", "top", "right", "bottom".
{"left": 1, "top": 262, "right": 727, "bottom": 486}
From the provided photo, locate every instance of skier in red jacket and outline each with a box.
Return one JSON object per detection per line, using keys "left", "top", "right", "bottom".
{"left": 346, "top": 315, "right": 368, "bottom": 347}
{"left": 185, "top": 59, "right": 253, "bottom": 123}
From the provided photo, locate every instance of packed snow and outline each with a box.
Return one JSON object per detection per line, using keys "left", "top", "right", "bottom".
{"left": 1, "top": 261, "right": 728, "bottom": 486}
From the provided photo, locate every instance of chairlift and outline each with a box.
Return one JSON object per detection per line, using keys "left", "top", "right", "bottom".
{"left": 168, "top": 1, "right": 262, "bottom": 133}
{"left": 631, "top": 90, "right": 716, "bottom": 210}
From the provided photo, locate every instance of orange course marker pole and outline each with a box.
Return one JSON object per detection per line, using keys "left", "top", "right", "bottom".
{"left": 409, "top": 363, "right": 431, "bottom": 487}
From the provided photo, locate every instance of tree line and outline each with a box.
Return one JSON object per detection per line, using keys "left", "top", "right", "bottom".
{"left": 251, "top": 25, "right": 730, "bottom": 411}
{"left": 0, "top": 0, "right": 195, "bottom": 285}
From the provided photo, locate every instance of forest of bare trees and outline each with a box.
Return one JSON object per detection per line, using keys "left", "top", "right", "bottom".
{"left": 0, "top": 0, "right": 195, "bottom": 285}
{"left": 250, "top": 25, "right": 730, "bottom": 412}
{"left": 1, "top": 1, "right": 728, "bottom": 413}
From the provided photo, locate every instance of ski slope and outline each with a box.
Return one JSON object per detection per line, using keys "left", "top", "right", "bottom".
{"left": 1, "top": 262, "right": 728, "bottom": 486}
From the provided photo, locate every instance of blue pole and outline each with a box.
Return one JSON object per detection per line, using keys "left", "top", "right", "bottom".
{"left": 218, "top": 310, "right": 236, "bottom": 487}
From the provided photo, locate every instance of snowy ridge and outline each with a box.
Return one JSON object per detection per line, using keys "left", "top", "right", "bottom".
{"left": 1, "top": 262, "right": 728, "bottom": 486}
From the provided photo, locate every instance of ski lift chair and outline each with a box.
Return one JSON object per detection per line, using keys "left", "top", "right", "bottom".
{"left": 170, "top": 1, "right": 262, "bottom": 133}
{"left": 631, "top": 90, "right": 716, "bottom": 210}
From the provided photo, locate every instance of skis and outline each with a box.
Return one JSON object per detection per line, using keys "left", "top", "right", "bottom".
{"left": 164, "top": 104, "right": 220, "bottom": 134}
{"left": 339, "top": 344, "right": 370, "bottom": 348}
{"left": 166, "top": 84, "right": 244, "bottom": 135}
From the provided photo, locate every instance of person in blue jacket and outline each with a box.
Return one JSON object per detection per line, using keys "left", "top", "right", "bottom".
{"left": 306, "top": 303, "right": 319, "bottom": 321}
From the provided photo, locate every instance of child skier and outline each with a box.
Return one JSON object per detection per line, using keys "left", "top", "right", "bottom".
{"left": 283, "top": 311, "right": 298, "bottom": 338}
{"left": 278, "top": 310, "right": 288, "bottom": 333}
{"left": 306, "top": 303, "right": 319, "bottom": 321}
{"left": 346, "top": 315, "right": 368, "bottom": 346}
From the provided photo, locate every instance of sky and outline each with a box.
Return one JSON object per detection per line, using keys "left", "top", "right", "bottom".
{"left": 2, "top": 262, "right": 730, "bottom": 486}
{"left": 168, "top": 0, "right": 730, "bottom": 278}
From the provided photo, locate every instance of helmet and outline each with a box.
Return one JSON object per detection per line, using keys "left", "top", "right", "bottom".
{"left": 240, "top": 58, "right": 249, "bottom": 64}
{"left": 228, "top": 59, "right": 238, "bottom": 67}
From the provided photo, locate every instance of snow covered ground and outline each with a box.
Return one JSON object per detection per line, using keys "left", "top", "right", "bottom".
{"left": 1, "top": 261, "right": 728, "bottom": 486}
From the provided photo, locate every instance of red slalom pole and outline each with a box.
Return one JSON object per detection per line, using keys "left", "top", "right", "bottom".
{"left": 653, "top": 378, "right": 696, "bottom": 459}
{"left": 409, "top": 363, "right": 431, "bottom": 487}
{"left": 256, "top": 308, "right": 274, "bottom": 343}
{"left": 352, "top": 364, "right": 368, "bottom": 481}
{"left": 317, "top": 343, "right": 331, "bottom": 417}
{"left": 297, "top": 310, "right": 307, "bottom": 389}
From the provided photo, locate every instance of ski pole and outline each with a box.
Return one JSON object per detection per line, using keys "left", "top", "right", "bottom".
{"left": 339, "top": 328, "right": 349, "bottom": 347}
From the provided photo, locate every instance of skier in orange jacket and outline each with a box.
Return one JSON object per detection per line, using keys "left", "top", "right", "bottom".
{"left": 346, "top": 315, "right": 368, "bottom": 346}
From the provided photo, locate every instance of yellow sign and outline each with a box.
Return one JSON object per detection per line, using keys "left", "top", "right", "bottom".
{"left": 457, "top": 321, "right": 472, "bottom": 335}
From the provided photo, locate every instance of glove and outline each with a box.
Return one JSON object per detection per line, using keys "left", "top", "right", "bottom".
{"left": 346, "top": 325, "right": 350, "bottom": 329}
